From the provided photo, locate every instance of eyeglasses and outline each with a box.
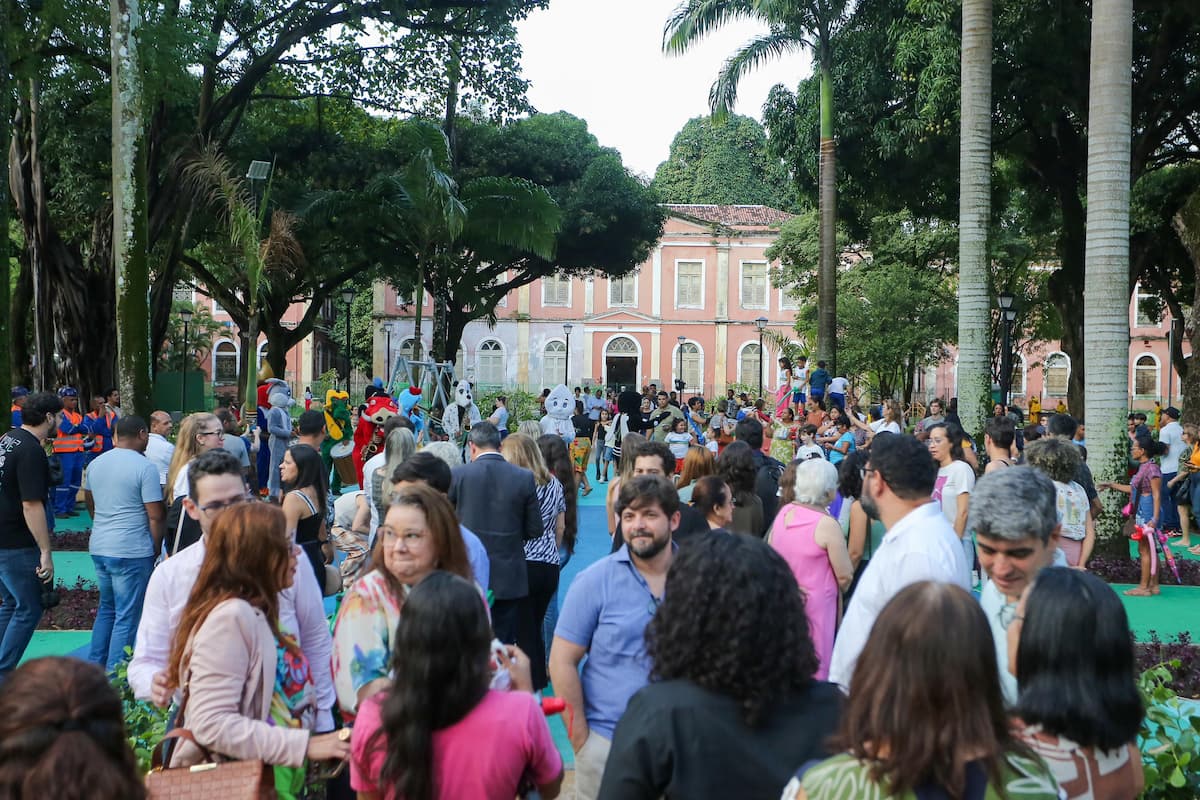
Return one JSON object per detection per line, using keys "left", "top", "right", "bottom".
{"left": 198, "top": 494, "right": 255, "bottom": 515}
{"left": 198, "top": 429, "right": 225, "bottom": 438}
{"left": 859, "top": 466, "right": 876, "bottom": 480}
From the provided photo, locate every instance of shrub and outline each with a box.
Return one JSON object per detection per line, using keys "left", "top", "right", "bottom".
{"left": 1138, "top": 661, "right": 1200, "bottom": 798}
{"left": 1088, "top": 554, "right": 1200, "bottom": 587}
{"left": 52, "top": 529, "right": 91, "bottom": 551}
{"left": 1136, "top": 632, "right": 1200, "bottom": 699}
{"left": 37, "top": 577, "right": 97, "bottom": 630}
{"left": 476, "top": 388, "right": 541, "bottom": 426}
{"left": 111, "top": 654, "right": 170, "bottom": 774}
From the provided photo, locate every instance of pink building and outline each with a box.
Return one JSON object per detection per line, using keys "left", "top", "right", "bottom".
{"left": 372, "top": 205, "right": 803, "bottom": 398}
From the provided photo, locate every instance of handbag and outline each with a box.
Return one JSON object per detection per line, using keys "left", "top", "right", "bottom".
{"left": 1172, "top": 475, "right": 1192, "bottom": 506}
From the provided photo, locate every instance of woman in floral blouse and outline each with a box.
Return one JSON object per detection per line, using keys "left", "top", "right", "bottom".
{"left": 331, "top": 483, "right": 473, "bottom": 721}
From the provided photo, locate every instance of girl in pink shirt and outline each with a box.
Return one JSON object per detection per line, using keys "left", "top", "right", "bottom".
{"left": 351, "top": 571, "right": 563, "bottom": 800}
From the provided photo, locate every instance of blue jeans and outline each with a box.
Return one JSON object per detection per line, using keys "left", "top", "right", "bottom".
{"left": 542, "top": 546, "right": 572, "bottom": 656}
{"left": 88, "top": 555, "right": 155, "bottom": 671}
{"left": 0, "top": 548, "right": 44, "bottom": 680}
{"left": 53, "top": 451, "right": 84, "bottom": 514}
{"left": 1160, "top": 472, "right": 1180, "bottom": 530}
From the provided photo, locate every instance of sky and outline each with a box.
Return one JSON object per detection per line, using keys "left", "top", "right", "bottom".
{"left": 516, "top": 0, "right": 814, "bottom": 180}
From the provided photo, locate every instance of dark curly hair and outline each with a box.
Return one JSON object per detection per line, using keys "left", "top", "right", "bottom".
{"left": 716, "top": 440, "right": 758, "bottom": 496}
{"left": 646, "top": 533, "right": 818, "bottom": 726}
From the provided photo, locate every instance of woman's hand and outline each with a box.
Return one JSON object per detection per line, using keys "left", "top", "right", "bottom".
{"left": 497, "top": 644, "right": 533, "bottom": 692}
{"left": 306, "top": 730, "right": 351, "bottom": 762}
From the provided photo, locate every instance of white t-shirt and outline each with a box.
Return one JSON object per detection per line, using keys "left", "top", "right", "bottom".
{"left": 933, "top": 460, "right": 975, "bottom": 527}
{"left": 828, "top": 377, "right": 849, "bottom": 395}
{"left": 870, "top": 419, "right": 901, "bottom": 435}
{"left": 828, "top": 502, "right": 969, "bottom": 689}
{"left": 795, "top": 444, "right": 825, "bottom": 461}
{"left": 792, "top": 367, "right": 808, "bottom": 391}
{"left": 1055, "top": 480, "right": 1090, "bottom": 541}
{"left": 664, "top": 432, "right": 691, "bottom": 460}
{"left": 1160, "top": 421, "right": 1186, "bottom": 472}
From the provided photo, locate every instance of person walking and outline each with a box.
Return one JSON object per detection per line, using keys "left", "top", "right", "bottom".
{"left": 280, "top": 444, "right": 331, "bottom": 594}
{"left": 0, "top": 391, "right": 61, "bottom": 679}
{"left": 1099, "top": 434, "right": 1168, "bottom": 597}
{"left": 52, "top": 387, "right": 88, "bottom": 518}
{"left": 216, "top": 407, "right": 252, "bottom": 482}
{"left": 82, "top": 415, "right": 165, "bottom": 671}
{"left": 927, "top": 421, "right": 977, "bottom": 582}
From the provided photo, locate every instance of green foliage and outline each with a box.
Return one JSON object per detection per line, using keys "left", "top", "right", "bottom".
{"left": 652, "top": 115, "right": 797, "bottom": 209}
{"left": 766, "top": 209, "right": 853, "bottom": 300}
{"left": 476, "top": 388, "right": 541, "bottom": 426}
{"left": 1137, "top": 661, "right": 1200, "bottom": 798}
{"left": 111, "top": 652, "right": 170, "bottom": 775}
{"left": 158, "top": 301, "right": 229, "bottom": 374}
{"left": 322, "top": 284, "right": 375, "bottom": 376}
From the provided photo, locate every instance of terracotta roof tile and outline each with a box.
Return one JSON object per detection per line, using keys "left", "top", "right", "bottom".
{"left": 662, "top": 204, "right": 794, "bottom": 228}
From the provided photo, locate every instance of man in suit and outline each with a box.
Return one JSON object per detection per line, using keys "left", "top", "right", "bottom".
{"left": 449, "top": 421, "right": 542, "bottom": 651}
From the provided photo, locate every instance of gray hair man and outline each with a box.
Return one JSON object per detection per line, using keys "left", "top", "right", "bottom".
{"left": 968, "top": 466, "right": 1062, "bottom": 705}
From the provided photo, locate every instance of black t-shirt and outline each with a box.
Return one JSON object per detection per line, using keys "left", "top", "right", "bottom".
{"left": 0, "top": 428, "right": 51, "bottom": 549}
{"left": 571, "top": 414, "right": 594, "bottom": 439}
{"left": 599, "top": 679, "right": 843, "bottom": 800}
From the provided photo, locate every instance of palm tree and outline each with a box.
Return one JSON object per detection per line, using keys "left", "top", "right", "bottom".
{"left": 956, "top": 0, "right": 994, "bottom": 438}
{"left": 664, "top": 0, "right": 851, "bottom": 370}
{"left": 1083, "top": 0, "right": 1132, "bottom": 549}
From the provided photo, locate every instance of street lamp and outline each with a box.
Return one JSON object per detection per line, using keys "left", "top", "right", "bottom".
{"left": 385, "top": 323, "right": 393, "bottom": 385}
{"left": 562, "top": 323, "right": 573, "bottom": 384}
{"left": 179, "top": 307, "right": 193, "bottom": 414}
{"left": 676, "top": 335, "right": 686, "bottom": 399}
{"left": 246, "top": 160, "right": 271, "bottom": 217}
{"left": 755, "top": 316, "right": 768, "bottom": 398}
{"left": 341, "top": 287, "right": 356, "bottom": 394}
{"left": 997, "top": 292, "right": 1016, "bottom": 406}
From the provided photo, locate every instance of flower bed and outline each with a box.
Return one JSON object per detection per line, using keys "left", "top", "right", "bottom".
{"left": 37, "top": 578, "right": 98, "bottom": 630}
{"left": 1088, "top": 555, "right": 1200, "bottom": 587}
{"left": 52, "top": 529, "right": 91, "bottom": 552}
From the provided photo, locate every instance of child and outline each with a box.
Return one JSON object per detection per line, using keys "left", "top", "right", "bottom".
{"left": 595, "top": 409, "right": 612, "bottom": 482}
{"left": 664, "top": 417, "right": 694, "bottom": 474}
{"left": 795, "top": 424, "right": 825, "bottom": 462}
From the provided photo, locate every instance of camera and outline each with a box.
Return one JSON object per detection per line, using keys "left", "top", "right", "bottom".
{"left": 41, "top": 578, "right": 60, "bottom": 610}
{"left": 674, "top": 379, "right": 686, "bottom": 393}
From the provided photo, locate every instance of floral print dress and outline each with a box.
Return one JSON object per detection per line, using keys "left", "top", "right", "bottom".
{"left": 268, "top": 630, "right": 318, "bottom": 799}
{"left": 331, "top": 569, "right": 405, "bottom": 723}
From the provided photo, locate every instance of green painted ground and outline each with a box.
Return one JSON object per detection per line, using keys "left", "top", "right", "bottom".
{"left": 18, "top": 631, "right": 91, "bottom": 664}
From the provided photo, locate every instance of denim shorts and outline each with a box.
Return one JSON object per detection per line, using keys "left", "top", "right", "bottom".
{"left": 602, "top": 446, "right": 614, "bottom": 461}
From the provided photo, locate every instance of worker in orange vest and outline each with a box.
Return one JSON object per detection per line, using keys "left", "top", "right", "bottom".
{"left": 53, "top": 386, "right": 88, "bottom": 518}
{"left": 85, "top": 394, "right": 116, "bottom": 461}
{"left": 10, "top": 386, "right": 29, "bottom": 428}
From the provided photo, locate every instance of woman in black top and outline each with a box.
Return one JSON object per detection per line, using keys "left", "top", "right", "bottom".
{"left": 599, "top": 534, "right": 841, "bottom": 799}
{"left": 570, "top": 401, "right": 594, "bottom": 496}
{"left": 280, "top": 443, "right": 329, "bottom": 592}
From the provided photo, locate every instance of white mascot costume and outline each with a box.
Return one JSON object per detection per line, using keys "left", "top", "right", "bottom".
{"left": 540, "top": 384, "right": 576, "bottom": 444}
{"left": 441, "top": 380, "right": 482, "bottom": 443}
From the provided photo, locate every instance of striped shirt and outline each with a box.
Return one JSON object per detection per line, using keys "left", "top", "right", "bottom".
{"left": 524, "top": 476, "right": 566, "bottom": 564}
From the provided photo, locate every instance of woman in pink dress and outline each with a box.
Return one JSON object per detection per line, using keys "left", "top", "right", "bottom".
{"left": 768, "top": 458, "right": 854, "bottom": 679}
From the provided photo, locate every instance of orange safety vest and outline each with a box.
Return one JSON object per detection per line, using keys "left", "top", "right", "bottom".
{"left": 53, "top": 410, "right": 86, "bottom": 453}
{"left": 85, "top": 410, "right": 115, "bottom": 452}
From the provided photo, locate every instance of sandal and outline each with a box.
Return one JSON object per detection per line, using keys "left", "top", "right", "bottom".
{"left": 1123, "top": 587, "right": 1152, "bottom": 597}
{"left": 582, "top": 486, "right": 593, "bottom": 496}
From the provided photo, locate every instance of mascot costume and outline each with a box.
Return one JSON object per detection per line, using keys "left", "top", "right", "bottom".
{"left": 266, "top": 383, "right": 295, "bottom": 500}
{"left": 321, "top": 389, "right": 353, "bottom": 493}
{"left": 396, "top": 385, "right": 425, "bottom": 439}
{"left": 441, "top": 380, "right": 482, "bottom": 450}
{"left": 255, "top": 369, "right": 287, "bottom": 493}
{"left": 540, "top": 384, "right": 576, "bottom": 444}
{"left": 352, "top": 394, "right": 398, "bottom": 487}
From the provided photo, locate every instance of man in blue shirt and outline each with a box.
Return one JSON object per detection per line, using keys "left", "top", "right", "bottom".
{"left": 808, "top": 360, "right": 832, "bottom": 404}
{"left": 83, "top": 415, "right": 165, "bottom": 670}
{"left": 550, "top": 474, "right": 680, "bottom": 800}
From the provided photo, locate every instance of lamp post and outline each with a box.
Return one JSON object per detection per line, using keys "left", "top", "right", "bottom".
{"left": 562, "top": 323, "right": 573, "bottom": 384}
{"left": 179, "top": 307, "right": 193, "bottom": 414}
{"left": 754, "top": 316, "right": 768, "bottom": 399}
{"left": 676, "top": 335, "right": 686, "bottom": 400}
{"left": 341, "top": 287, "right": 356, "bottom": 394}
{"left": 385, "top": 324, "right": 393, "bottom": 385}
{"left": 997, "top": 292, "right": 1016, "bottom": 406}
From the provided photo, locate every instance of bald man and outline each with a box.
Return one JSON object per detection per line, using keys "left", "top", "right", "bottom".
{"left": 144, "top": 411, "right": 175, "bottom": 491}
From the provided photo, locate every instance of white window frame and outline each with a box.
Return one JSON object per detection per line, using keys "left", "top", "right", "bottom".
{"left": 212, "top": 338, "right": 240, "bottom": 386}
{"left": 212, "top": 297, "right": 224, "bottom": 315}
{"left": 1044, "top": 351, "right": 1071, "bottom": 397}
{"left": 1133, "top": 352, "right": 1161, "bottom": 399}
{"left": 543, "top": 339, "right": 567, "bottom": 385}
{"left": 494, "top": 270, "right": 509, "bottom": 308}
{"left": 736, "top": 341, "right": 763, "bottom": 386}
{"left": 541, "top": 274, "right": 572, "bottom": 307}
{"left": 779, "top": 285, "right": 800, "bottom": 311}
{"left": 672, "top": 340, "right": 704, "bottom": 394}
{"left": 609, "top": 273, "right": 639, "bottom": 308}
{"left": 739, "top": 260, "right": 770, "bottom": 310}
{"left": 256, "top": 340, "right": 268, "bottom": 371}
{"left": 674, "top": 259, "right": 705, "bottom": 310}
{"left": 1133, "top": 283, "right": 1158, "bottom": 328}
{"left": 1010, "top": 353, "right": 1027, "bottom": 397}
{"left": 476, "top": 340, "right": 506, "bottom": 387}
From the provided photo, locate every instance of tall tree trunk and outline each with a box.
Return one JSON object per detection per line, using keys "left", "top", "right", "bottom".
{"left": 111, "top": 0, "right": 153, "bottom": 418}
{"left": 816, "top": 62, "right": 837, "bottom": 371}
{"left": 0, "top": 0, "right": 10, "bottom": 426}
{"left": 242, "top": 317, "right": 259, "bottom": 417}
{"left": 956, "top": 0, "right": 993, "bottom": 439}
{"left": 1083, "top": 0, "right": 1133, "bottom": 552}
{"left": 1173, "top": 190, "right": 1200, "bottom": 425}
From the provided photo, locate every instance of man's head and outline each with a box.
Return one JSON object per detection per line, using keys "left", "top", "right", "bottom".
{"left": 656, "top": 391, "right": 669, "bottom": 408}
{"left": 968, "top": 466, "right": 1059, "bottom": 601}
{"left": 687, "top": 396, "right": 704, "bottom": 411}
{"left": 634, "top": 441, "right": 675, "bottom": 478}
{"left": 466, "top": 421, "right": 501, "bottom": 459}
{"left": 150, "top": 411, "right": 173, "bottom": 437}
{"left": 22, "top": 392, "right": 63, "bottom": 434}
{"left": 214, "top": 407, "right": 239, "bottom": 434}
{"left": 726, "top": 388, "right": 735, "bottom": 399}
{"left": 297, "top": 410, "right": 327, "bottom": 444}
{"left": 616, "top": 474, "right": 680, "bottom": 559}
{"left": 1046, "top": 412, "right": 1078, "bottom": 439}
{"left": 928, "top": 398, "right": 945, "bottom": 417}
{"left": 89, "top": 396, "right": 105, "bottom": 415}
{"left": 575, "top": 387, "right": 582, "bottom": 397}
{"left": 860, "top": 434, "right": 937, "bottom": 519}
{"left": 734, "top": 418, "right": 764, "bottom": 450}
{"left": 184, "top": 449, "right": 249, "bottom": 536}
{"left": 796, "top": 356, "right": 807, "bottom": 366}
{"left": 1164, "top": 406, "right": 1181, "bottom": 423}
{"left": 57, "top": 386, "right": 79, "bottom": 411}
{"left": 816, "top": 360, "right": 826, "bottom": 369}
{"left": 105, "top": 388, "right": 120, "bottom": 407}
{"left": 669, "top": 391, "right": 678, "bottom": 403}
{"left": 984, "top": 415, "right": 1015, "bottom": 451}
{"left": 114, "top": 415, "right": 149, "bottom": 453}
{"left": 10, "top": 386, "right": 29, "bottom": 408}
{"left": 392, "top": 451, "right": 452, "bottom": 494}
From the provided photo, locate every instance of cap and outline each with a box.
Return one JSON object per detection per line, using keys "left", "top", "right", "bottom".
{"left": 1165, "top": 406, "right": 1181, "bottom": 419}
{"left": 10, "top": 386, "right": 29, "bottom": 399}
{"left": 57, "top": 386, "right": 79, "bottom": 398}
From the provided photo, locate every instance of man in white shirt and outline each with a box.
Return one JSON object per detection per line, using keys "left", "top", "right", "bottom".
{"left": 144, "top": 411, "right": 175, "bottom": 492}
{"left": 827, "top": 434, "right": 969, "bottom": 689}
{"left": 128, "top": 449, "right": 335, "bottom": 730}
{"left": 968, "top": 466, "right": 1061, "bottom": 705}
{"left": 826, "top": 375, "right": 849, "bottom": 411}
{"left": 1158, "top": 406, "right": 1186, "bottom": 532}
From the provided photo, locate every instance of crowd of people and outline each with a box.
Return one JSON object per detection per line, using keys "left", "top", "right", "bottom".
{"left": 0, "top": 376, "right": 1170, "bottom": 800}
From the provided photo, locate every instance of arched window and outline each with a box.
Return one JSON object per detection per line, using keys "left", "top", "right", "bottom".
{"left": 398, "top": 337, "right": 419, "bottom": 360}
{"left": 256, "top": 340, "right": 268, "bottom": 371}
{"left": 544, "top": 340, "right": 567, "bottom": 385}
{"left": 213, "top": 340, "right": 239, "bottom": 385}
{"left": 1044, "top": 352, "right": 1070, "bottom": 397}
{"left": 1134, "top": 354, "right": 1160, "bottom": 398}
{"left": 738, "top": 343, "right": 762, "bottom": 387}
{"left": 674, "top": 341, "right": 703, "bottom": 393}
{"left": 477, "top": 340, "right": 505, "bottom": 387}
{"left": 606, "top": 336, "right": 637, "bottom": 355}
{"left": 1011, "top": 354, "right": 1027, "bottom": 397}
